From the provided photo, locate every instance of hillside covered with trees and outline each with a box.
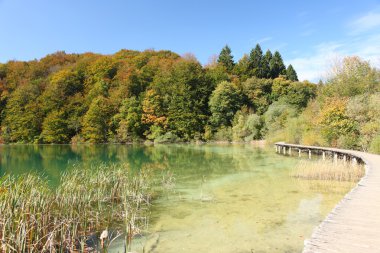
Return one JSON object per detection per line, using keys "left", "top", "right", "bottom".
{"left": 0, "top": 44, "right": 310, "bottom": 143}
{"left": 0, "top": 45, "right": 379, "bottom": 153}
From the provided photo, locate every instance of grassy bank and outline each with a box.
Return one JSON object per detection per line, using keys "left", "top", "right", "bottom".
{"left": 0, "top": 164, "right": 152, "bottom": 252}
{"left": 292, "top": 159, "right": 364, "bottom": 182}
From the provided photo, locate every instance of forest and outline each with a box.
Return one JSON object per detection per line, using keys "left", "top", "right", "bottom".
{"left": 0, "top": 44, "right": 379, "bottom": 153}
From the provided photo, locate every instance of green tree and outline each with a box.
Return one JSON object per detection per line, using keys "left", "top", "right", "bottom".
{"left": 370, "top": 135, "right": 380, "bottom": 154}
{"left": 249, "top": 44, "right": 264, "bottom": 78}
{"left": 65, "top": 93, "right": 87, "bottom": 138}
{"left": 322, "top": 56, "right": 379, "bottom": 97}
{"left": 217, "top": 45, "right": 235, "bottom": 72}
{"left": 2, "top": 84, "right": 42, "bottom": 143}
{"left": 232, "top": 109, "right": 263, "bottom": 141}
{"left": 285, "top": 81, "right": 316, "bottom": 109}
{"left": 233, "top": 54, "right": 250, "bottom": 81}
{"left": 41, "top": 68, "right": 83, "bottom": 113}
{"left": 269, "top": 51, "right": 286, "bottom": 78}
{"left": 209, "top": 81, "right": 243, "bottom": 127}
{"left": 245, "top": 113, "right": 263, "bottom": 140}
{"left": 160, "top": 59, "right": 212, "bottom": 140}
{"left": 263, "top": 101, "right": 297, "bottom": 134}
{"left": 286, "top": 64, "right": 298, "bottom": 81}
{"left": 41, "top": 110, "right": 70, "bottom": 143}
{"left": 318, "top": 98, "right": 358, "bottom": 147}
{"left": 242, "top": 77, "right": 273, "bottom": 114}
{"left": 271, "top": 77, "right": 292, "bottom": 100}
{"left": 205, "top": 64, "right": 230, "bottom": 88}
{"left": 141, "top": 89, "right": 167, "bottom": 134}
{"left": 346, "top": 93, "right": 380, "bottom": 150}
{"left": 116, "top": 96, "right": 145, "bottom": 142}
{"left": 85, "top": 56, "right": 117, "bottom": 83}
{"left": 272, "top": 78, "right": 316, "bottom": 109}
{"left": 82, "top": 96, "right": 112, "bottom": 143}
{"left": 262, "top": 50, "right": 272, "bottom": 78}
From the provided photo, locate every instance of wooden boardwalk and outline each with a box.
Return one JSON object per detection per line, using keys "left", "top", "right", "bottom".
{"left": 275, "top": 142, "right": 380, "bottom": 253}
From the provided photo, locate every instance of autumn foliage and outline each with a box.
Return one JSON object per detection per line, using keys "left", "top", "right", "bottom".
{"left": 0, "top": 46, "right": 307, "bottom": 144}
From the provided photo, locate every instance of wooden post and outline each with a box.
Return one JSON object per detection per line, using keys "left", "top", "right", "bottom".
{"left": 298, "top": 149, "right": 301, "bottom": 157}
{"left": 322, "top": 151, "right": 326, "bottom": 160}
{"left": 334, "top": 153, "right": 338, "bottom": 164}
{"left": 352, "top": 157, "right": 357, "bottom": 166}
{"left": 289, "top": 147, "right": 292, "bottom": 155}
{"left": 275, "top": 145, "right": 278, "bottom": 153}
{"left": 343, "top": 155, "right": 347, "bottom": 163}
{"left": 283, "top": 146, "right": 286, "bottom": 155}
{"left": 308, "top": 150, "right": 311, "bottom": 159}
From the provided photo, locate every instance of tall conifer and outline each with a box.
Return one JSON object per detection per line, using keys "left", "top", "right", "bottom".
{"left": 249, "top": 44, "right": 264, "bottom": 78}
{"left": 269, "top": 51, "right": 286, "bottom": 78}
{"left": 262, "top": 50, "right": 272, "bottom": 78}
{"left": 217, "top": 45, "right": 235, "bottom": 72}
{"left": 286, "top": 64, "right": 298, "bottom": 81}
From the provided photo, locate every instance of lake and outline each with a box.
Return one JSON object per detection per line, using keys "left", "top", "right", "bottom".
{"left": 0, "top": 144, "right": 354, "bottom": 253}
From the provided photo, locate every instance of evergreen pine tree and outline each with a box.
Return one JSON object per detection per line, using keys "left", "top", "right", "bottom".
{"left": 217, "top": 45, "right": 235, "bottom": 72}
{"left": 262, "top": 50, "right": 272, "bottom": 78}
{"left": 249, "top": 44, "right": 264, "bottom": 78}
{"left": 269, "top": 51, "right": 286, "bottom": 78}
{"left": 286, "top": 64, "right": 298, "bottom": 81}
{"left": 233, "top": 54, "right": 250, "bottom": 81}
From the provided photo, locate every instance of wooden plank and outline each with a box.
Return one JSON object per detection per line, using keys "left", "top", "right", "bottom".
{"left": 274, "top": 142, "right": 380, "bottom": 253}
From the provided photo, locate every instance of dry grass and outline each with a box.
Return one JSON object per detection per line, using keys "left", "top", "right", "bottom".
{"left": 291, "top": 159, "right": 365, "bottom": 182}
{"left": 0, "top": 164, "right": 152, "bottom": 252}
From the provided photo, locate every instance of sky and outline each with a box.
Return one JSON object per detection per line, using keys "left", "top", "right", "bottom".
{"left": 0, "top": 0, "right": 380, "bottom": 81}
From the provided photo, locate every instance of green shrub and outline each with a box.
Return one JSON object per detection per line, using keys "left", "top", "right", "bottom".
{"left": 154, "top": 132, "right": 180, "bottom": 143}
{"left": 213, "top": 126, "right": 232, "bottom": 141}
{"left": 283, "top": 117, "right": 303, "bottom": 144}
{"left": 245, "top": 114, "right": 263, "bottom": 140}
{"left": 231, "top": 110, "right": 263, "bottom": 142}
{"left": 263, "top": 100, "right": 297, "bottom": 135}
{"left": 369, "top": 135, "right": 380, "bottom": 154}
{"left": 146, "top": 125, "right": 164, "bottom": 140}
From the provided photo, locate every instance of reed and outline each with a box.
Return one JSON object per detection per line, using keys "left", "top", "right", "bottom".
{"left": 0, "top": 163, "right": 152, "bottom": 252}
{"left": 291, "top": 159, "right": 364, "bottom": 182}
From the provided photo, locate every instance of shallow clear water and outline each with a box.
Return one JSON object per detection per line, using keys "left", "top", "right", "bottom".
{"left": 0, "top": 144, "right": 354, "bottom": 253}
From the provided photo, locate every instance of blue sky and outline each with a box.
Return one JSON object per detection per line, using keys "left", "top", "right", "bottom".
{"left": 1, "top": 0, "right": 380, "bottom": 81}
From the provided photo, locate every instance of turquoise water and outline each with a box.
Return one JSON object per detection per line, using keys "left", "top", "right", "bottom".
{"left": 0, "top": 144, "right": 352, "bottom": 253}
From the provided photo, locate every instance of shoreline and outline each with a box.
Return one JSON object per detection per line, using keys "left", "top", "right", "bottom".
{"left": 275, "top": 142, "right": 380, "bottom": 252}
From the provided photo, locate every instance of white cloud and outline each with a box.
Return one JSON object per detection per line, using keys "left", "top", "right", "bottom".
{"left": 258, "top": 36, "right": 272, "bottom": 44}
{"left": 250, "top": 36, "right": 273, "bottom": 45}
{"left": 351, "top": 34, "right": 380, "bottom": 66}
{"left": 287, "top": 43, "right": 342, "bottom": 81}
{"left": 286, "top": 36, "right": 380, "bottom": 82}
{"left": 287, "top": 11, "right": 380, "bottom": 82}
{"left": 349, "top": 11, "right": 380, "bottom": 34}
